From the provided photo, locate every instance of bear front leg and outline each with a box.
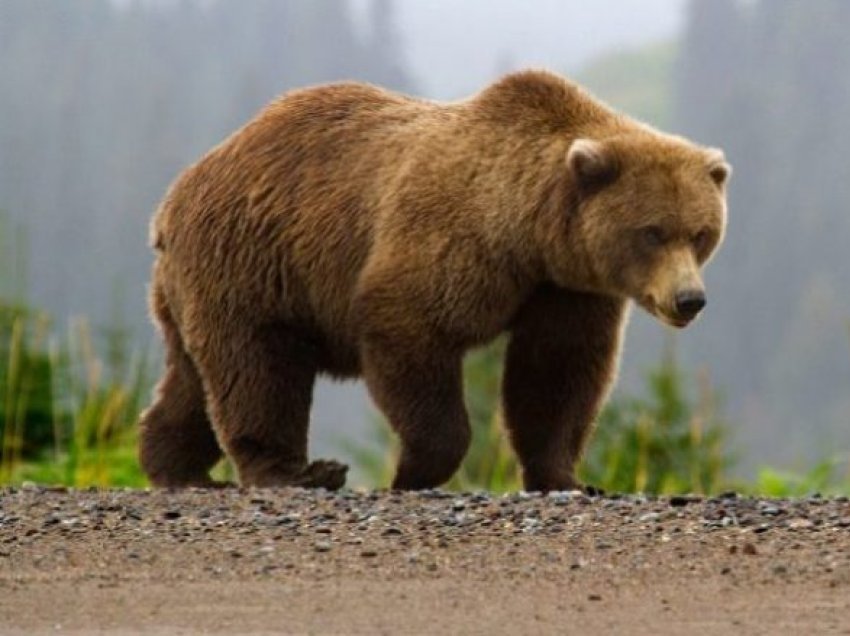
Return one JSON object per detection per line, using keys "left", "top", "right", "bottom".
{"left": 361, "top": 336, "right": 471, "bottom": 490}
{"left": 502, "top": 287, "right": 625, "bottom": 493}
{"left": 188, "top": 322, "right": 347, "bottom": 489}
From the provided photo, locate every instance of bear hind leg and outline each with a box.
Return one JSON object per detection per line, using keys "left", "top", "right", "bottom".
{"left": 139, "top": 288, "right": 223, "bottom": 487}
{"left": 191, "top": 322, "right": 347, "bottom": 489}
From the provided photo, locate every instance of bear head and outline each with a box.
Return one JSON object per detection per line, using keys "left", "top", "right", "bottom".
{"left": 560, "top": 132, "right": 730, "bottom": 328}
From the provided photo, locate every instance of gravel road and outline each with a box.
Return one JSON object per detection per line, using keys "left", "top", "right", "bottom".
{"left": 1, "top": 486, "right": 849, "bottom": 634}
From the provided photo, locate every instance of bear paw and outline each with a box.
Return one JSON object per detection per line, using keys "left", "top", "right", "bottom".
{"left": 292, "top": 459, "right": 349, "bottom": 490}
{"left": 581, "top": 484, "right": 606, "bottom": 497}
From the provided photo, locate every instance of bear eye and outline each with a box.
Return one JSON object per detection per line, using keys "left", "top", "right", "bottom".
{"left": 641, "top": 226, "right": 666, "bottom": 248}
{"left": 692, "top": 229, "right": 710, "bottom": 251}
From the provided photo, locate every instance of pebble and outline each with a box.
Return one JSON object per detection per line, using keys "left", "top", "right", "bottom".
{"left": 787, "top": 518, "right": 815, "bottom": 530}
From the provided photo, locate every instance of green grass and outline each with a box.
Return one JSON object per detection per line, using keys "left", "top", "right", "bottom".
{"left": 0, "top": 305, "right": 152, "bottom": 487}
{"left": 579, "top": 344, "right": 731, "bottom": 495}
{"left": 751, "top": 458, "right": 850, "bottom": 497}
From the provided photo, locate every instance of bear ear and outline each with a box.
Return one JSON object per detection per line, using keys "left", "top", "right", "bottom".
{"left": 706, "top": 148, "right": 732, "bottom": 187}
{"left": 567, "top": 138, "right": 619, "bottom": 192}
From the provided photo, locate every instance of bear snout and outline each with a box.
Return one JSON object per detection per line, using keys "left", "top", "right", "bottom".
{"left": 673, "top": 289, "right": 707, "bottom": 321}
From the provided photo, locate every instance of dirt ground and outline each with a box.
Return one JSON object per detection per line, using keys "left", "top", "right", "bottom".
{"left": 1, "top": 486, "right": 849, "bottom": 635}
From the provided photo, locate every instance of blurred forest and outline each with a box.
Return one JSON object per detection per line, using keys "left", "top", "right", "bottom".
{"left": 0, "top": 0, "right": 848, "bottom": 475}
{"left": 674, "top": 0, "right": 850, "bottom": 468}
{"left": 0, "top": 0, "right": 410, "bottom": 321}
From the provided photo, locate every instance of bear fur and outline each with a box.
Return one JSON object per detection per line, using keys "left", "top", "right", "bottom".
{"left": 139, "top": 70, "right": 730, "bottom": 491}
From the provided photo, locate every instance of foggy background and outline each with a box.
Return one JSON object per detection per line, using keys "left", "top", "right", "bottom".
{"left": 1, "top": 0, "right": 848, "bottom": 477}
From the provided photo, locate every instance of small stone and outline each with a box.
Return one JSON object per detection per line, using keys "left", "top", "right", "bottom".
{"left": 360, "top": 549, "right": 378, "bottom": 558}
{"left": 124, "top": 508, "right": 144, "bottom": 521}
{"left": 787, "top": 518, "right": 814, "bottom": 530}
{"left": 772, "top": 563, "right": 788, "bottom": 575}
{"left": 588, "top": 594, "right": 602, "bottom": 601}
{"left": 639, "top": 512, "right": 660, "bottom": 523}
{"left": 314, "top": 540, "right": 332, "bottom": 553}
{"left": 742, "top": 543, "right": 758, "bottom": 556}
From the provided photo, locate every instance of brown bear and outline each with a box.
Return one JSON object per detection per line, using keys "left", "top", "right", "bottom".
{"left": 138, "top": 69, "right": 730, "bottom": 492}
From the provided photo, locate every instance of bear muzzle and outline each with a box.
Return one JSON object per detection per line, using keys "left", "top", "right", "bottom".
{"left": 639, "top": 286, "right": 706, "bottom": 329}
{"left": 673, "top": 289, "right": 707, "bottom": 321}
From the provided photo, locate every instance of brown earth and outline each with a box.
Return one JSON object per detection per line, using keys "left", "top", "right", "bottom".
{"left": 1, "top": 486, "right": 849, "bottom": 635}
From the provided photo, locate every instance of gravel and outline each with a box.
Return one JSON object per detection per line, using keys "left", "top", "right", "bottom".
{"left": 1, "top": 486, "right": 848, "bottom": 634}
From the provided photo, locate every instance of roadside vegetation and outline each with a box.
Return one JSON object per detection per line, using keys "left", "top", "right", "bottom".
{"left": 1, "top": 296, "right": 848, "bottom": 494}
{"left": 347, "top": 339, "right": 850, "bottom": 496}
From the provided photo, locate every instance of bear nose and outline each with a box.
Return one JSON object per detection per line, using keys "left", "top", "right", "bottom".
{"left": 674, "top": 289, "right": 706, "bottom": 319}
